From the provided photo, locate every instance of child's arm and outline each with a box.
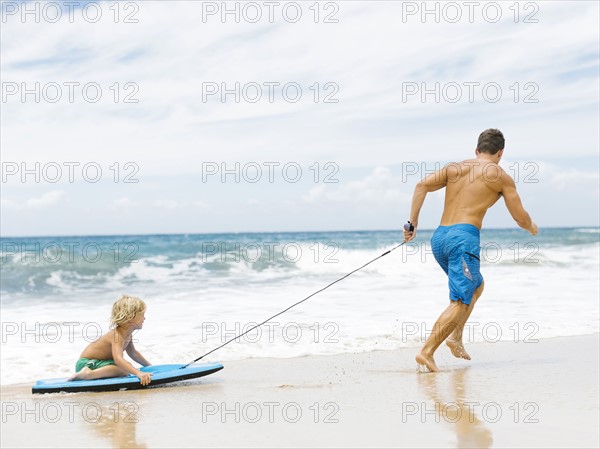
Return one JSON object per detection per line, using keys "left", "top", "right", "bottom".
{"left": 111, "top": 335, "right": 152, "bottom": 385}
{"left": 126, "top": 341, "right": 151, "bottom": 367}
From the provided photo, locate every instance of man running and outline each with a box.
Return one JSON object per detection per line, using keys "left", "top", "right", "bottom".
{"left": 404, "top": 128, "right": 538, "bottom": 372}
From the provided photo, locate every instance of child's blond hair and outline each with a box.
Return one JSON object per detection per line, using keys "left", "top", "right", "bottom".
{"left": 110, "top": 295, "right": 146, "bottom": 328}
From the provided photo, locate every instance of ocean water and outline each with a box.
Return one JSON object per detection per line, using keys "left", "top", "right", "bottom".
{"left": 1, "top": 227, "right": 599, "bottom": 385}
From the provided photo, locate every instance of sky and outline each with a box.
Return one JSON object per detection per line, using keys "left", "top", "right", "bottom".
{"left": 1, "top": 0, "right": 599, "bottom": 236}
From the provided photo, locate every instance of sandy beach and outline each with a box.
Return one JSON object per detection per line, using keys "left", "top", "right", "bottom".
{"left": 1, "top": 334, "right": 598, "bottom": 448}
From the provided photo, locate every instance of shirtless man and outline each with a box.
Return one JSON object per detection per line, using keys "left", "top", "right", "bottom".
{"left": 403, "top": 128, "right": 538, "bottom": 372}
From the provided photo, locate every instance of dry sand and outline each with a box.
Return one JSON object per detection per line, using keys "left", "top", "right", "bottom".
{"left": 1, "top": 334, "right": 598, "bottom": 448}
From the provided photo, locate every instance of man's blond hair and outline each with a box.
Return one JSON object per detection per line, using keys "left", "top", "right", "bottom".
{"left": 110, "top": 295, "right": 146, "bottom": 328}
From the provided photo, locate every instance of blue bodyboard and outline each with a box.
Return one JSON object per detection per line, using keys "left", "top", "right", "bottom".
{"left": 32, "top": 363, "right": 223, "bottom": 394}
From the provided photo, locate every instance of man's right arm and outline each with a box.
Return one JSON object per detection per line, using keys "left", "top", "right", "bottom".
{"left": 404, "top": 167, "right": 450, "bottom": 241}
{"left": 501, "top": 171, "right": 538, "bottom": 235}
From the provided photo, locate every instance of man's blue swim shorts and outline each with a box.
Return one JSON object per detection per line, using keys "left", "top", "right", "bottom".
{"left": 431, "top": 224, "right": 484, "bottom": 305}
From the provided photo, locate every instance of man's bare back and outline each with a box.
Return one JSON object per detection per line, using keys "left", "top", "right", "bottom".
{"left": 405, "top": 152, "right": 537, "bottom": 238}
{"left": 441, "top": 159, "right": 504, "bottom": 228}
{"left": 403, "top": 128, "right": 537, "bottom": 373}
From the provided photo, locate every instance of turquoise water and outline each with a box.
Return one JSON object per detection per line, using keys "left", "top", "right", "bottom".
{"left": 1, "top": 227, "right": 598, "bottom": 385}
{"left": 2, "top": 227, "right": 597, "bottom": 300}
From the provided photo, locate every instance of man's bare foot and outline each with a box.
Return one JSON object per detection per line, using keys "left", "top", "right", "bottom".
{"left": 415, "top": 352, "right": 439, "bottom": 372}
{"left": 446, "top": 339, "right": 471, "bottom": 360}
{"left": 68, "top": 367, "right": 91, "bottom": 381}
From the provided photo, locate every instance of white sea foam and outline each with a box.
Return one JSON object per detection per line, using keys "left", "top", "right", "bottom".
{"left": 2, "top": 235, "right": 599, "bottom": 385}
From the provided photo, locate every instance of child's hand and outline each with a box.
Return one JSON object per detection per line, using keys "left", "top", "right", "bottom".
{"left": 136, "top": 371, "right": 152, "bottom": 386}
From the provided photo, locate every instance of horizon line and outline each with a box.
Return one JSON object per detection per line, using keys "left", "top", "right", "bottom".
{"left": 1, "top": 225, "right": 598, "bottom": 239}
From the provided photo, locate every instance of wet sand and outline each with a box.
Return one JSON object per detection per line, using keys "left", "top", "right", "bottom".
{"left": 1, "top": 334, "right": 598, "bottom": 448}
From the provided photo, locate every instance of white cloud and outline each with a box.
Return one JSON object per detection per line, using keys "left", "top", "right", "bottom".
{"left": 155, "top": 199, "right": 209, "bottom": 209}
{"left": 155, "top": 199, "right": 180, "bottom": 210}
{"left": 1, "top": 190, "right": 65, "bottom": 210}
{"left": 539, "top": 163, "right": 600, "bottom": 191}
{"left": 303, "top": 166, "right": 410, "bottom": 204}
{"left": 1, "top": 2, "right": 598, "bottom": 173}
{"left": 26, "top": 190, "right": 64, "bottom": 207}
{"left": 0, "top": 198, "right": 19, "bottom": 210}
{"left": 0, "top": 2, "right": 598, "bottom": 234}
{"left": 112, "top": 197, "right": 132, "bottom": 208}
